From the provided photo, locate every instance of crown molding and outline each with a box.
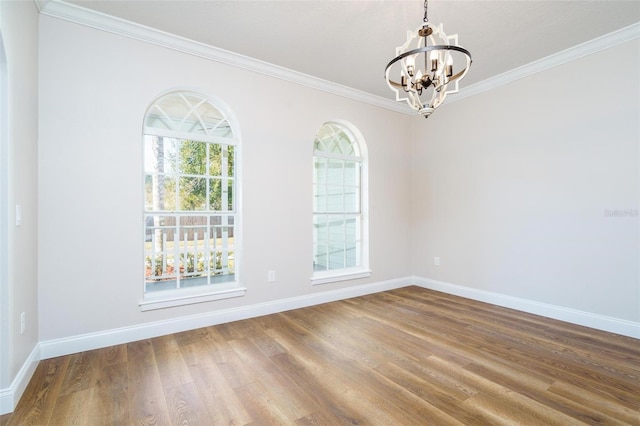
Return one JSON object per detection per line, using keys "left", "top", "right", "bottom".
{"left": 33, "top": 0, "right": 48, "bottom": 13}
{"left": 39, "top": 0, "right": 410, "bottom": 115}
{"left": 39, "top": 1, "right": 638, "bottom": 116}
{"left": 454, "top": 21, "right": 640, "bottom": 104}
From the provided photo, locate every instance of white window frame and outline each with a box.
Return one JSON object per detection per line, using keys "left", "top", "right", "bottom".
{"left": 140, "top": 90, "right": 244, "bottom": 310}
{"left": 312, "top": 120, "right": 370, "bottom": 285}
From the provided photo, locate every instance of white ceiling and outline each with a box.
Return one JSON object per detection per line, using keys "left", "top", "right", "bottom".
{"left": 58, "top": 0, "right": 640, "bottom": 99}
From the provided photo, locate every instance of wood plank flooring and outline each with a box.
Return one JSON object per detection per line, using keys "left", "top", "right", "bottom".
{"left": 2, "top": 286, "right": 639, "bottom": 425}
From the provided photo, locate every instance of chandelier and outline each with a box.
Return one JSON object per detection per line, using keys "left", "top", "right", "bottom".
{"left": 385, "top": 0, "right": 472, "bottom": 118}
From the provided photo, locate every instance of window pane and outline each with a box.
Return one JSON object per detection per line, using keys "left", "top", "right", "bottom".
{"left": 313, "top": 184, "right": 326, "bottom": 212}
{"left": 156, "top": 176, "right": 176, "bottom": 211}
{"left": 209, "top": 179, "right": 233, "bottom": 211}
{"left": 344, "top": 187, "right": 359, "bottom": 213}
{"left": 208, "top": 216, "right": 234, "bottom": 277}
{"left": 180, "top": 94, "right": 223, "bottom": 135}
{"left": 209, "top": 179, "right": 222, "bottom": 210}
{"left": 208, "top": 144, "right": 234, "bottom": 178}
{"left": 209, "top": 144, "right": 222, "bottom": 176}
{"left": 337, "top": 132, "right": 354, "bottom": 155}
{"left": 328, "top": 217, "right": 345, "bottom": 242}
{"left": 179, "top": 215, "right": 207, "bottom": 230}
{"left": 226, "top": 145, "right": 234, "bottom": 178}
{"left": 346, "top": 242, "right": 358, "bottom": 267}
{"left": 344, "top": 161, "right": 359, "bottom": 186}
{"left": 177, "top": 218, "right": 207, "bottom": 279}
{"left": 313, "top": 243, "right": 328, "bottom": 270}
{"left": 227, "top": 215, "right": 235, "bottom": 227}
{"left": 326, "top": 185, "right": 344, "bottom": 211}
{"left": 345, "top": 217, "right": 358, "bottom": 242}
{"left": 314, "top": 157, "right": 326, "bottom": 184}
{"left": 144, "top": 215, "right": 178, "bottom": 287}
{"left": 328, "top": 243, "right": 346, "bottom": 269}
{"left": 225, "top": 179, "right": 234, "bottom": 211}
{"left": 326, "top": 159, "right": 343, "bottom": 185}
{"left": 330, "top": 139, "right": 342, "bottom": 154}
{"left": 178, "top": 140, "right": 206, "bottom": 175}
{"left": 144, "top": 174, "right": 155, "bottom": 211}
{"left": 179, "top": 177, "right": 207, "bottom": 211}
{"left": 209, "top": 215, "right": 234, "bottom": 248}
{"left": 314, "top": 213, "right": 365, "bottom": 270}
{"left": 313, "top": 214, "right": 327, "bottom": 242}
{"left": 144, "top": 136, "right": 177, "bottom": 174}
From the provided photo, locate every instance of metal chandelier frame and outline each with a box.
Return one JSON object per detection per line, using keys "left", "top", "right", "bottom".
{"left": 385, "top": 1, "right": 472, "bottom": 118}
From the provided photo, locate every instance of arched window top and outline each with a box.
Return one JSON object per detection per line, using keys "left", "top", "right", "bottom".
{"left": 144, "top": 91, "right": 234, "bottom": 140}
{"left": 313, "top": 122, "right": 361, "bottom": 158}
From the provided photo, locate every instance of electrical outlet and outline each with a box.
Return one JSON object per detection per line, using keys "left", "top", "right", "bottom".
{"left": 434, "top": 257, "right": 440, "bottom": 266}
{"left": 267, "top": 270, "right": 276, "bottom": 282}
{"left": 20, "top": 312, "right": 26, "bottom": 334}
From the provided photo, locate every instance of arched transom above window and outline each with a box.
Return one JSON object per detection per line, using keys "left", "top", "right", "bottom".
{"left": 314, "top": 122, "right": 360, "bottom": 158}
{"left": 145, "top": 91, "right": 233, "bottom": 139}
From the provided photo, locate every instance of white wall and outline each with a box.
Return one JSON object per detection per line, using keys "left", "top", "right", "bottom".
{"left": 37, "top": 16, "right": 413, "bottom": 342}
{"left": 412, "top": 39, "right": 640, "bottom": 324}
{"left": 0, "top": 0, "right": 39, "bottom": 402}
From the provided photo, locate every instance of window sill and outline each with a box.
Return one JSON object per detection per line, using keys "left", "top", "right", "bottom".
{"left": 311, "top": 268, "right": 371, "bottom": 286}
{"left": 139, "top": 282, "right": 246, "bottom": 311}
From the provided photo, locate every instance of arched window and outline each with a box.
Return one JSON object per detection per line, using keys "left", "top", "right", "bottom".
{"left": 312, "top": 121, "right": 369, "bottom": 284}
{"left": 141, "top": 91, "right": 244, "bottom": 309}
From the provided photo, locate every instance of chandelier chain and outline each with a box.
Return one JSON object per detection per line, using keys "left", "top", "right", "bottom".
{"left": 423, "top": 0, "right": 428, "bottom": 22}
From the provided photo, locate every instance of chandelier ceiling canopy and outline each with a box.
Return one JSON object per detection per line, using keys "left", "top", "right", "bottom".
{"left": 385, "top": 0, "right": 472, "bottom": 118}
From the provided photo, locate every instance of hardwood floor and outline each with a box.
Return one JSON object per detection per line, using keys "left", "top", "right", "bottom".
{"left": 2, "top": 286, "right": 639, "bottom": 425}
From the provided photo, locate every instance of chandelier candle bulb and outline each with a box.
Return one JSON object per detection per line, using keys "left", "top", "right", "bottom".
{"left": 430, "top": 50, "right": 439, "bottom": 69}
{"left": 415, "top": 70, "right": 424, "bottom": 88}
{"left": 406, "top": 55, "right": 416, "bottom": 76}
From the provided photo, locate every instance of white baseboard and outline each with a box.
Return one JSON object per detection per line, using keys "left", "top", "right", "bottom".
{"left": 40, "top": 276, "right": 411, "bottom": 360}
{"left": 412, "top": 276, "right": 640, "bottom": 339}
{"left": 0, "top": 344, "right": 40, "bottom": 415}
